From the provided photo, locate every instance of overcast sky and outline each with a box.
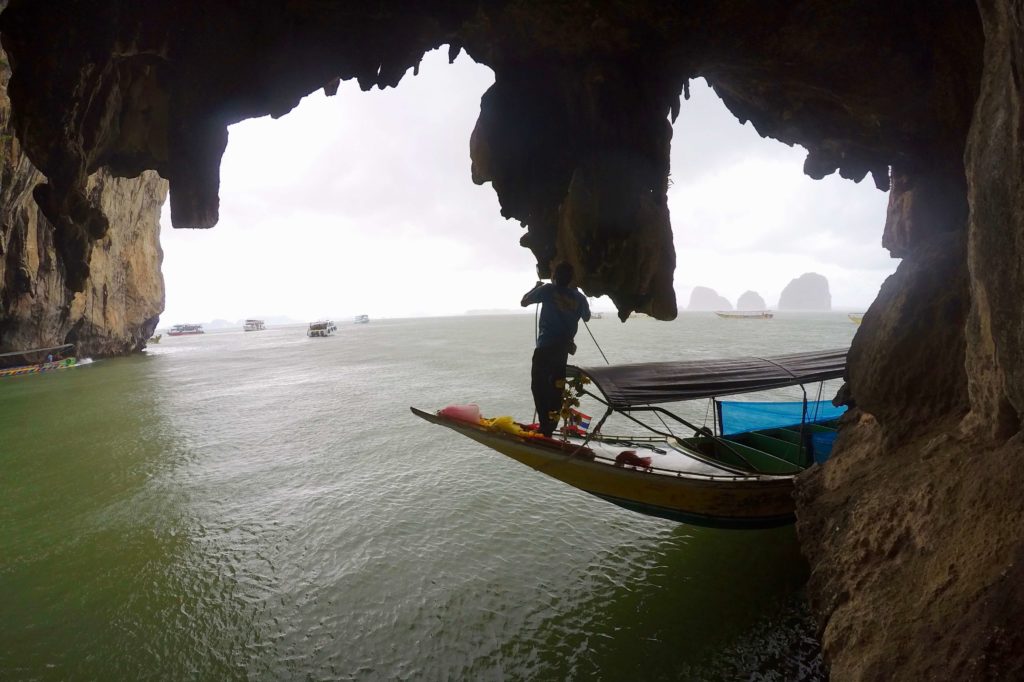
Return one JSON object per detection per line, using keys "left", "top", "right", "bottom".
{"left": 159, "top": 49, "right": 895, "bottom": 324}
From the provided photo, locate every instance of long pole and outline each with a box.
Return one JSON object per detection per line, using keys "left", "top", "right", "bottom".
{"left": 583, "top": 319, "right": 609, "bottom": 365}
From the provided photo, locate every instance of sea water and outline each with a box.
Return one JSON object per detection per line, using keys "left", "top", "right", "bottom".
{"left": 0, "top": 313, "right": 855, "bottom": 680}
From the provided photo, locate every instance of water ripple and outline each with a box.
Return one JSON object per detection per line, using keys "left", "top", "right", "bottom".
{"left": 1, "top": 316, "right": 853, "bottom": 679}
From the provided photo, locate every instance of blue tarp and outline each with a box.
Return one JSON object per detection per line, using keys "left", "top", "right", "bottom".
{"left": 718, "top": 400, "right": 846, "bottom": 436}
{"left": 811, "top": 432, "right": 839, "bottom": 464}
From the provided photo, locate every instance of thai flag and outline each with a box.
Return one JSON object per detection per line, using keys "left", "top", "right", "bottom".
{"left": 570, "top": 409, "right": 591, "bottom": 431}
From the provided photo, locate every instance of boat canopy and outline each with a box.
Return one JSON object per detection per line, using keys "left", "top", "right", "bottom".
{"left": 572, "top": 348, "right": 847, "bottom": 409}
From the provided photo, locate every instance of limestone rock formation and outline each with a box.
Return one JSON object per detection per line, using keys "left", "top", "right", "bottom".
{"left": 796, "top": 2, "right": 1024, "bottom": 679}
{"left": 0, "top": 0, "right": 982, "bottom": 322}
{"left": 0, "top": 40, "right": 166, "bottom": 356}
{"left": 778, "top": 273, "right": 831, "bottom": 311}
{"left": 687, "top": 286, "right": 731, "bottom": 311}
{"left": 736, "top": 290, "right": 767, "bottom": 310}
{"left": 7, "top": 1, "right": 1024, "bottom": 680}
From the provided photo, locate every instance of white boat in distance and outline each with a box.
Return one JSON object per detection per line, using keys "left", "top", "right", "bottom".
{"left": 715, "top": 310, "right": 774, "bottom": 320}
{"left": 243, "top": 319, "right": 266, "bottom": 331}
{"left": 167, "top": 323, "right": 205, "bottom": 336}
{"left": 307, "top": 320, "right": 337, "bottom": 337}
{"left": 354, "top": 314, "right": 370, "bottom": 324}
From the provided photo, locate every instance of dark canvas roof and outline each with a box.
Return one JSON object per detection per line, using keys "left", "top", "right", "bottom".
{"left": 572, "top": 348, "right": 847, "bottom": 409}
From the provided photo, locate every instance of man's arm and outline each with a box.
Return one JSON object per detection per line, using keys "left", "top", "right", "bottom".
{"left": 521, "top": 281, "right": 546, "bottom": 307}
{"left": 580, "top": 294, "right": 591, "bottom": 322}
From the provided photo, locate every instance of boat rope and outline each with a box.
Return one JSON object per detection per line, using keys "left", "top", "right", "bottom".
{"left": 653, "top": 405, "right": 675, "bottom": 436}
{"left": 582, "top": 318, "right": 609, "bottom": 365}
{"left": 532, "top": 302, "right": 540, "bottom": 424}
{"left": 813, "top": 381, "right": 825, "bottom": 419}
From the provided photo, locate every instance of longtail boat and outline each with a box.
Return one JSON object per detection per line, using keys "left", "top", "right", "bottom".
{"left": 0, "top": 344, "right": 79, "bottom": 378}
{"left": 413, "top": 348, "right": 847, "bottom": 529}
{"left": 715, "top": 310, "right": 774, "bottom": 319}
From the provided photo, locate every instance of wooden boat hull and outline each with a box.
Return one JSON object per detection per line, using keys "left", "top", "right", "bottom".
{"left": 412, "top": 408, "right": 797, "bottom": 529}
{"left": 0, "top": 358, "right": 79, "bottom": 378}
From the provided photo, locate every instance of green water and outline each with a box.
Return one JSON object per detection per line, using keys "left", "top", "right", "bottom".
{"left": 1, "top": 313, "right": 855, "bottom": 680}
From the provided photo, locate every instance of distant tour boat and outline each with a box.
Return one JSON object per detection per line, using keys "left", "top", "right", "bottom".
{"left": 848, "top": 313, "right": 864, "bottom": 324}
{"left": 715, "top": 310, "right": 774, "bottom": 320}
{"left": 307, "top": 320, "right": 337, "bottom": 337}
{"left": 243, "top": 319, "right": 266, "bottom": 332}
{"left": 0, "top": 344, "right": 79, "bottom": 378}
{"left": 167, "top": 324, "right": 204, "bottom": 336}
{"left": 354, "top": 314, "right": 370, "bottom": 324}
{"left": 591, "top": 312, "right": 604, "bottom": 320}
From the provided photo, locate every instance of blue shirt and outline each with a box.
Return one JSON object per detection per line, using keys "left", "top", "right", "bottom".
{"left": 523, "top": 284, "right": 591, "bottom": 348}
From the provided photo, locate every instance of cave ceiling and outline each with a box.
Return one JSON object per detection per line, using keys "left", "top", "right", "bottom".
{"left": 0, "top": 1, "right": 981, "bottom": 317}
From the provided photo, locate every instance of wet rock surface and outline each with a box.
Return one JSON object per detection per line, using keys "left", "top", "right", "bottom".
{"left": 0, "top": 36, "right": 166, "bottom": 357}
{"left": 3, "top": 1, "right": 1024, "bottom": 679}
{"left": 0, "top": 0, "right": 981, "bottom": 320}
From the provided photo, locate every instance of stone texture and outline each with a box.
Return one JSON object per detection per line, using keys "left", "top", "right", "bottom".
{"left": 795, "top": 1, "right": 1024, "bottom": 678}
{"left": 7, "top": 1, "right": 1024, "bottom": 680}
{"left": 0, "top": 39, "right": 167, "bottom": 357}
{"left": 962, "top": 0, "right": 1024, "bottom": 440}
{"left": 798, "top": 414, "right": 1024, "bottom": 681}
{"left": 0, "top": 0, "right": 982, "bottom": 320}
{"left": 843, "top": 232, "right": 969, "bottom": 444}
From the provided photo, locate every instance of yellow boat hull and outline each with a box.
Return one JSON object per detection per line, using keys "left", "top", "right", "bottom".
{"left": 0, "top": 357, "right": 78, "bottom": 378}
{"left": 412, "top": 408, "right": 797, "bottom": 529}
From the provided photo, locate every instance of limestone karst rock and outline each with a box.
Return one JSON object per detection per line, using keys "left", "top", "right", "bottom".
{"left": 687, "top": 286, "right": 732, "bottom": 311}
{"left": 777, "top": 273, "right": 832, "bottom": 311}
{"left": 0, "top": 0, "right": 981, "bottom": 321}
{"left": 736, "top": 290, "right": 767, "bottom": 310}
{"left": 0, "top": 35, "right": 167, "bottom": 356}
{"left": 6, "top": 1, "right": 1024, "bottom": 679}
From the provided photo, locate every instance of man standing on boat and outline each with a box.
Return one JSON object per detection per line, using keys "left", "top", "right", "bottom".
{"left": 521, "top": 262, "right": 591, "bottom": 437}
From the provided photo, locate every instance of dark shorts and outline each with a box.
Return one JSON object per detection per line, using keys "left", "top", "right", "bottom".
{"left": 531, "top": 342, "right": 570, "bottom": 437}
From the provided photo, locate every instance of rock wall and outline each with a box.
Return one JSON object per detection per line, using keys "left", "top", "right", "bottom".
{"left": 796, "top": 1, "right": 1024, "bottom": 678}
{"left": 0, "top": 1, "right": 982, "bottom": 321}
{"left": 0, "top": 41, "right": 167, "bottom": 357}
{"left": 5, "top": 1, "right": 1024, "bottom": 679}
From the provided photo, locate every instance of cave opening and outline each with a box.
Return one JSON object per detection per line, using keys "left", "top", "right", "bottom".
{"left": 668, "top": 80, "right": 894, "bottom": 313}
{"left": 157, "top": 54, "right": 894, "bottom": 327}
{"left": 8, "top": 1, "right": 1024, "bottom": 677}
{"left": 159, "top": 48, "right": 540, "bottom": 325}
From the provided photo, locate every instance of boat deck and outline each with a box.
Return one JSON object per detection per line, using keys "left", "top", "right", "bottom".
{"left": 573, "top": 435, "right": 744, "bottom": 477}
